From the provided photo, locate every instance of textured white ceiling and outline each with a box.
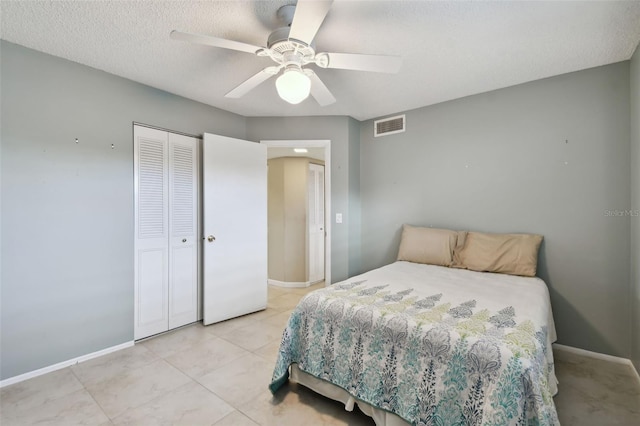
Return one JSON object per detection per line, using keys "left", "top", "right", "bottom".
{"left": 2, "top": 1, "right": 640, "bottom": 121}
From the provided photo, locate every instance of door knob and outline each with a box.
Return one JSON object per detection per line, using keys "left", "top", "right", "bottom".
{"left": 207, "top": 235, "right": 216, "bottom": 242}
{"left": 182, "top": 238, "right": 187, "bottom": 243}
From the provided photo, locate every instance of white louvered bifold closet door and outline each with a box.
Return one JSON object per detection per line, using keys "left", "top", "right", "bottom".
{"left": 134, "top": 126, "right": 170, "bottom": 340}
{"left": 168, "top": 133, "right": 198, "bottom": 330}
{"left": 134, "top": 125, "right": 199, "bottom": 340}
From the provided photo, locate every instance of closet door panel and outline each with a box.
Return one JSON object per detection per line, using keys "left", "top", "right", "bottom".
{"left": 134, "top": 126, "right": 169, "bottom": 340}
{"left": 168, "top": 133, "right": 199, "bottom": 329}
{"left": 137, "top": 248, "right": 168, "bottom": 332}
{"left": 169, "top": 245, "right": 196, "bottom": 326}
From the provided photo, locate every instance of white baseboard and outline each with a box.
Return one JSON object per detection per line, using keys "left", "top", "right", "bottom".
{"left": 268, "top": 279, "right": 311, "bottom": 288}
{"left": 553, "top": 343, "right": 640, "bottom": 383}
{"left": 0, "top": 341, "right": 134, "bottom": 388}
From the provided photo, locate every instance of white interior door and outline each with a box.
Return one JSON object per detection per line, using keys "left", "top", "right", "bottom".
{"left": 308, "top": 163, "right": 325, "bottom": 283}
{"left": 168, "top": 133, "right": 199, "bottom": 329}
{"left": 134, "top": 126, "right": 169, "bottom": 340}
{"left": 202, "top": 134, "right": 267, "bottom": 325}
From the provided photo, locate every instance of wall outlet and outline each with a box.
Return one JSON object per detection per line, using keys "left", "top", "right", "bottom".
{"left": 336, "top": 213, "right": 343, "bottom": 224}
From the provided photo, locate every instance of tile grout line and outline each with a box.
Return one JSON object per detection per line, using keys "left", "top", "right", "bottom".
{"left": 212, "top": 410, "right": 259, "bottom": 426}
{"left": 79, "top": 358, "right": 193, "bottom": 421}
{"left": 68, "top": 366, "right": 112, "bottom": 422}
{"left": 147, "top": 334, "right": 221, "bottom": 361}
{"left": 211, "top": 321, "right": 288, "bottom": 352}
{"left": 188, "top": 379, "right": 241, "bottom": 422}
{"left": 160, "top": 342, "right": 250, "bottom": 382}
{"left": 191, "top": 365, "right": 268, "bottom": 422}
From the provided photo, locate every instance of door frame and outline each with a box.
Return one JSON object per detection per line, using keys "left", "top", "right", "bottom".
{"left": 260, "top": 139, "right": 331, "bottom": 287}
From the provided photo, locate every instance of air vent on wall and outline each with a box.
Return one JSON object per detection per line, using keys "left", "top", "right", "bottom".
{"left": 374, "top": 115, "right": 405, "bottom": 137}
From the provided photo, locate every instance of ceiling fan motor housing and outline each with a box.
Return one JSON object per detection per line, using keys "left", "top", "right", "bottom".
{"left": 268, "top": 27, "right": 315, "bottom": 53}
{"left": 265, "top": 26, "right": 317, "bottom": 67}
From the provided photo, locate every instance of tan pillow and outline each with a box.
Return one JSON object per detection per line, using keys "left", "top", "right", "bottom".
{"left": 397, "top": 225, "right": 458, "bottom": 266}
{"left": 454, "top": 231, "right": 543, "bottom": 277}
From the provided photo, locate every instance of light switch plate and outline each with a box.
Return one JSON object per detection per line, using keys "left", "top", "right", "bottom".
{"left": 336, "top": 213, "right": 343, "bottom": 224}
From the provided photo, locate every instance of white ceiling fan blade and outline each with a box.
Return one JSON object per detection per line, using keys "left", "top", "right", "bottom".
{"left": 170, "top": 30, "right": 263, "bottom": 54}
{"left": 225, "top": 68, "right": 278, "bottom": 98}
{"left": 322, "top": 52, "right": 402, "bottom": 74}
{"left": 306, "top": 70, "right": 336, "bottom": 106}
{"left": 289, "top": 0, "right": 333, "bottom": 45}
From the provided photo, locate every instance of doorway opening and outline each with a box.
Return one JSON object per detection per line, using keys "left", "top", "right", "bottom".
{"left": 260, "top": 140, "right": 331, "bottom": 287}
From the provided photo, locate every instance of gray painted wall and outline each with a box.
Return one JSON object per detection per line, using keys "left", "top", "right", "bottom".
{"left": 360, "top": 63, "right": 631, "bottom": 357}
{"left": 0, "top": 41, "right": 247, "bottom": 380}
{"left": 246, "top": 116, "right": 360, "bottom": 283}
{"left": 631, "top": 44, "right": 640, "bottom": 371}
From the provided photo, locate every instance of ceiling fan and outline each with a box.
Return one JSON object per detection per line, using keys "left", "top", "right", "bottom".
{"left": 170, "top": 0, "right": 402, "bottom": 106}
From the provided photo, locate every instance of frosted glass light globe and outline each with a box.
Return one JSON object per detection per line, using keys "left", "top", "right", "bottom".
{"left": 276, "top": 70, "right": 311, "bottom": 104}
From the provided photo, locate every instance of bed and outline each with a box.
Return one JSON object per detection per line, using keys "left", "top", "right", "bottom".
{"left": 269, "top": 260, "right": 559, "bottom": 425}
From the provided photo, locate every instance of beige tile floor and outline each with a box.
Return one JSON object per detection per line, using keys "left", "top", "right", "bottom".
{"left": 2, "top": 282, "right": 639, "bottom": 425}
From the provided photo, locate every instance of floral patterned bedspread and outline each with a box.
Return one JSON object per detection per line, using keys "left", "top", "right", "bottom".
{"left": 270, "top": 261, "right": 559, "bottom": 426}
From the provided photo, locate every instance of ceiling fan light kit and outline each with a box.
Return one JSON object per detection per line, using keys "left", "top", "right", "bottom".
{"left": 170, "top": 0, "right": 401, "bottom": 106}
{"left": 276, "top": 67, "right": 311, "bottom": 104}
